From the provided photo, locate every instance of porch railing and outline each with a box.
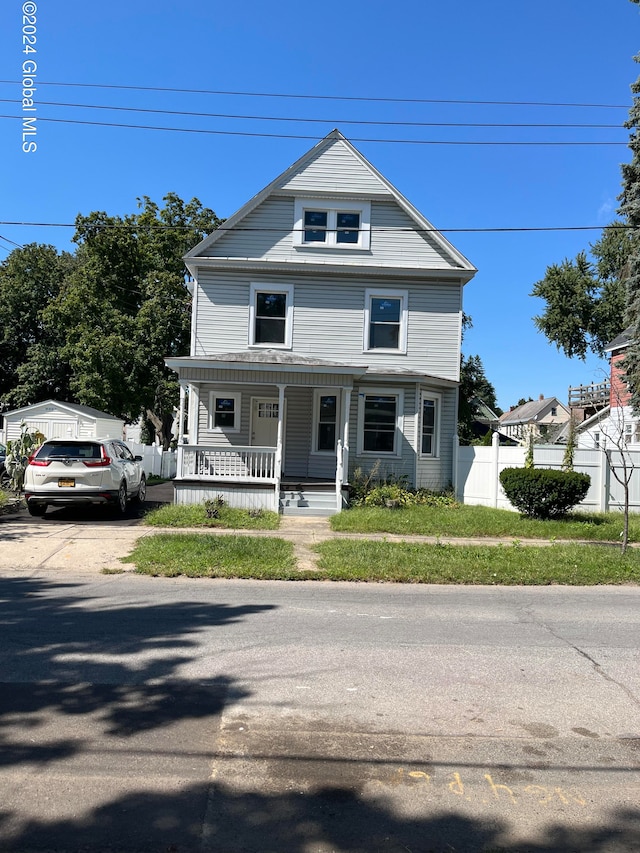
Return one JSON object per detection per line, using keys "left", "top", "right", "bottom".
{"left": 177, "top": 445, "right": 277, "bottom": 481}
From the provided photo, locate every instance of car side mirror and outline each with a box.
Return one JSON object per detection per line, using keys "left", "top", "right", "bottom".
{"left": 134, "top": 455, "right": 143, "bottom": 461}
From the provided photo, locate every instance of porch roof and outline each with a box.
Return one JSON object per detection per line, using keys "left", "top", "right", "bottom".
{"left": 167, "top": 351, "right": 459, "bottom": 388}
{"left": 166, "top": 351, "right": 367, "bottom": 377}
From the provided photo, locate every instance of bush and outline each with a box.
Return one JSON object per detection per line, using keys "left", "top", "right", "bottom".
{"left": 499, "top": 467, "right": 591, "bottom": 519}
{"left": 364, "top": 484, "right": 413, "bottom": 508}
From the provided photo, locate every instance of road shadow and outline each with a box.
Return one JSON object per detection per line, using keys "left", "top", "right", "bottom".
{"left": 1, "top": 778, "right": 639, "bottom": 852}
{"left": 0, "top": 576, "right": 275, "bottom": 767}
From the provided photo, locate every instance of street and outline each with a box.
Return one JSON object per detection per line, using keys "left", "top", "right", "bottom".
{"left": 0, "top": 569, "right": 638, "bottom": 852}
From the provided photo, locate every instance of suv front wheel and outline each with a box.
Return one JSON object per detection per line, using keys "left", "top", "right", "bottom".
{"left": 116, "top": 481, "right": 127, "bottom": 515}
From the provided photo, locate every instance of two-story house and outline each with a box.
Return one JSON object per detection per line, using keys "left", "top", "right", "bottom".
{"left": 167, "top": 130, "right": 477, "bottom": 514}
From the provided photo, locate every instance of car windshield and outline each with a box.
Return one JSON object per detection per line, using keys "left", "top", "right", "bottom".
{"left": 36, "top": 442, "right": 102, "bottom": 460}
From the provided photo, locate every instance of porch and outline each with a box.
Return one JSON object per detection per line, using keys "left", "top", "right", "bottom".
{"left": 174, "top": 443, "right": 349, "bottom": 515}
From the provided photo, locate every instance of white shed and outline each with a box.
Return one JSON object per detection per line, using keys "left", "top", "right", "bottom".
{"left": 2, "top": 400, "right": 125, "bottom": 443}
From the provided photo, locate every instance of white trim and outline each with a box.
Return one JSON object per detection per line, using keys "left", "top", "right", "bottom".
{"left": 419, "top": 390, "right": 442, "bottom": 458}
{"left": 208, "top": 391, "right": 241, "bottom": 433}
{"left": 356, "top": 388, "right": 405, "bottom": 457}
{"left": 363, "top": 288, "right": 408, "bottom": 354}
{"left": 311, "top": 388, "right": 341, "bottom": 455}
{"left": 248, "top": 282, "right": 294, "bottom": 349}
{"left": 293, "top": 198, "right": 371, "bottom": 251}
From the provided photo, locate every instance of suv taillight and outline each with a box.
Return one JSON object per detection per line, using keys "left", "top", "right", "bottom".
{"left": 83, "top": 446, "right": 111, "bottom": 467}
{"left": 28, "top": 454, "right": 50, "bottom": 467}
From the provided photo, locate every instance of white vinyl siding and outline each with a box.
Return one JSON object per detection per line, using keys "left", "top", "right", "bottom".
{"left": 194, "top": 271, "right": 462, "bottom": 381}
{"left": 198, "top": 197, "right": 464, "bottom": 270}
{"left": 278, "top": 139, "right": 389, "bottom": 196}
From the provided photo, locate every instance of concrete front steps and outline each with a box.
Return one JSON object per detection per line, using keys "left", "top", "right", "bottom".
{"left": 279, "top": 483, "right": 342, "bottom": 516}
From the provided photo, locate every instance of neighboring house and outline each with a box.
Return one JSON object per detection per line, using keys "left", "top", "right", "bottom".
{"left": 2, "top": 400, "right": 125, "bottom": 444}
{"left": 167, "top": 129, "right": 477, "bottom": 514}
{"left": 577, "top": 328, "right": 640, "bottom": 448}
{"left": 498, "top": 395, "right": 570, "bottom": 445}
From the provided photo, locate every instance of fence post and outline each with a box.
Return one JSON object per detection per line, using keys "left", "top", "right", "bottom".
{"left": 452, "top": 433, "right": 459, "bottom": 500}
{"left": 491, "top": 430, "right": 500, "bottom": 508}
{"left": 599, "top": 448, "right": 608, "bottom": 513}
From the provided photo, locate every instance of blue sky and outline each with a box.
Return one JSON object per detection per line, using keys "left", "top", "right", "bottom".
{"left": 0, "top": 1, "right": 638, "bottom": 411}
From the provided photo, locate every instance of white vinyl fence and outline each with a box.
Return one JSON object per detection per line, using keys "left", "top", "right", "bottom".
{"left": 455, "top": 433, "right": 640, "bottom": 514}
{"left": 127, "top": 442, "right": 177, "bottom": 480}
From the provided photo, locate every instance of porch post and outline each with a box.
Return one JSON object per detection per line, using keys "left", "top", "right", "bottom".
{"left": 188, "top": 384, "right": 200, "bottom": 445}
{"left": 342, "top": 388, "right": 351, "bottom": 478}
{"left": 275, "top": 384, "right": 285, "bottom": 508}
{"left": 178, "top": 383, "right": 186, "bottom": 444}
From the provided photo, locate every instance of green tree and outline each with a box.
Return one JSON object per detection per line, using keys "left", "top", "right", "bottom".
{"left": 0, "top": 244, "right": 76, "bottom": 408}
{"left": 531, "top": 223, "right": 631, "bottom": 359}
{"left": 51, "top": 194, "right": 222, "bottom": 447}
{"left": 458, "top": 354, "right": 501, "bottom": 444}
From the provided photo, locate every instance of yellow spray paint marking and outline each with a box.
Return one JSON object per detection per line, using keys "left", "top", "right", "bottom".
{"left": 448, "top": 772, "right": 464, "bottom": 796}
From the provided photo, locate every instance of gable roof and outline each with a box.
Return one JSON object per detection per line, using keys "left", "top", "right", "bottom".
{"left": 185, "top": 129, "right": 476, "bottom": 277}
{"left": 3, "top": 399, "right": 123, "bottom": 422}
{"left": 499, "top": 397, "right": 568, "bottom": 426}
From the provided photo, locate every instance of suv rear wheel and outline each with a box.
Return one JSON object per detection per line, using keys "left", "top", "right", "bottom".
{"left": 28, "top": 503, "right": 47, "bottom": 517}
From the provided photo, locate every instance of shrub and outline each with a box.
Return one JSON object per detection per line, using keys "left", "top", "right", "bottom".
{"left": 364, "top": 484, "right": 412, "bottom": 508}
{"left": 499, "top": 467, "right": 591, "bottom": 519}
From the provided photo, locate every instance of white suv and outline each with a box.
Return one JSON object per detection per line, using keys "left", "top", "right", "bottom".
{"left": 24, "top": 438, "right": 146, "bottom": 517}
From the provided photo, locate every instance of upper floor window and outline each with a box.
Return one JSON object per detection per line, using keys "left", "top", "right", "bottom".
{"left": 293, "top": 199, "right": 371, "bottom": 250}
{"left": 249, "top": 283, "right": 293, "bottom": 349}
{"left": 364, "top": 289, "right": 408, "bottom": 353}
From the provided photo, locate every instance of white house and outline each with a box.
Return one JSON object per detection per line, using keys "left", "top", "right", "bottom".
{"left": 167, "top": 130, "right": 477, "bottom": 514}
{"left": 2, "top": 400, "right": 125, "bottom": 444}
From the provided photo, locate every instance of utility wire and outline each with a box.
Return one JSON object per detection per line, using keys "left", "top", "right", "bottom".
{"left": 0, "top": 98, "right": 627, "bottom": 129}
{"left": 0, "top": 79, "right": 630, "bottom": 109}
{"left": 0, "top": 221, "right": 631, "bottom": 234}
{"left": 0, "top": 114, "right": 628, "bottom": 145}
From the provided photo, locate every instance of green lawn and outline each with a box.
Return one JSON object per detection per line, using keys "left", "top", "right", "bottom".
{"left": 123, "top": 532, "right": 640, "bottom": 584}
{"left": 313, "top": 540, "right": 640, "bottom": 585}
{"left": 123, "top": 533, "right": 296, "bottom": 578}
{"left": 143, "top": 503, "right": 279, "bottom": 530}
{"left": 330, "top": 503, "right": 636, "bottom": 542}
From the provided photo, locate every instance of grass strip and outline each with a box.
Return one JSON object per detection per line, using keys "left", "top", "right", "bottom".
{"left": 314, "top": 540, "right": 640, "bottom": 584}
{"left": 143, "top": 503, "right": 279, "bottom": 530}
{"left": 330, "top": 504, "right": 637, "bottom": 542}
{"left": 124, "top": 533, "right": 297, "bottom": 578}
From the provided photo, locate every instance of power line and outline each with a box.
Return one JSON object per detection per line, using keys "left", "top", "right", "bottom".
{"left": 0, "top": 221, "right": 631, "bottom": 234}
{"left": 0, "top": 114, "right": 628, "bottom": 145}
{"left": 0, "top": 79, "right": 630, "bottom": 110}
{"left": 0, "top": 98, "right": 627, "bottom": 130}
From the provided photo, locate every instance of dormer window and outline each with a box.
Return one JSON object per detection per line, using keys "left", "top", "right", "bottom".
{"left": 294, "top": 199, "right": 371, "bottom": 250}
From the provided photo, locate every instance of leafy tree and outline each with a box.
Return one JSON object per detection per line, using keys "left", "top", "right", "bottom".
{"left": 458, "top": 354, "right": 501, "bottom": 444}
{"left": 48, "top": 194, "right": 221, "bottom": 447}
{"left": 0, "top": 244, "right": 76, "bottom": 408}
{"left": 531, "top": 223, "right": 631, "bottom": 359}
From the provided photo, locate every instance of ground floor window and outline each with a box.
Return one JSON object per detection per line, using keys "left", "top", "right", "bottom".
{"left": 209, "top": 392, "right": 240, "bottom": 432}
{"left": 420, "top": 393, "right": 440, "bottom": 457}
{"left": 359, "top": 391, "right": 402, "bottom": 455}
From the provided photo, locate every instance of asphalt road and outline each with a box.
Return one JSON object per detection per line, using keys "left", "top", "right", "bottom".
{"left": 0, "top": 572, "right": 638, "bottom": 852}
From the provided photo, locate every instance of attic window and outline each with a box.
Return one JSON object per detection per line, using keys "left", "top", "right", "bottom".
{"left": 294, "top": 199, "right": 371, "bottom": 250}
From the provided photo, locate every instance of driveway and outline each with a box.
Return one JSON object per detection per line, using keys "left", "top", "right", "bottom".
{"left": 0, "top": 482, "right": 174, "bottom": 573}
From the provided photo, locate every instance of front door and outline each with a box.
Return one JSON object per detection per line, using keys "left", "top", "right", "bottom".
{"left": 251, "top": 398, "right": 281, "bottom": 447}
